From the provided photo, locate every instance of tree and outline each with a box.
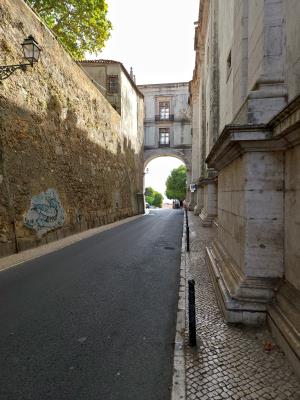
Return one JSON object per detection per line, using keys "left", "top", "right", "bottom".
{"left": 165, "top": 165, "right": 187, "bottom": 201}
{"left": 27, "top": 0, "right": 112, "bottom": 59}
{"left": 145, "top": 187, "right": 155, "bottom": 205}
{"left": 152, "top": 192, "right": 163, "bottom": 208}
{"left": 145, "top": 187, "right": 163, "bottom": 208}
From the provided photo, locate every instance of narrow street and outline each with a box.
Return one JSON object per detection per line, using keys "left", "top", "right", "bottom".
{"left": 0, "top": 209, "right": 183, "bottom": 400}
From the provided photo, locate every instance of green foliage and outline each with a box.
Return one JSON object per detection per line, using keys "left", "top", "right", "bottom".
{"left": 152, "top": 192, "right": 163, "bottom": 208}
{"left": 27, "top": 0, "right": 112, "bottom": 59}
{"left": 145, "top": 187, "right": 163, "bottom": 208}
{"left": 145, "top": 187, "right": 155, "bottom": 205}
{"left": 165, "top": 165, "right": 187, "bottom": 201}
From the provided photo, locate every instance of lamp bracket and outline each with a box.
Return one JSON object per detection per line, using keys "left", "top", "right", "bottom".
{"left": 0, "top": 63, "right": 30, "bottom": 81}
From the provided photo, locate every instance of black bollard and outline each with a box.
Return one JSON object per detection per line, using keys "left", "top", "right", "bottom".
{"left": 185, "top": 207, "right": 189, "bottom": 226}
{"left": 186, "top": 225, "right": 190, "bottom": 252}
{"left": 188, "top": 279, "right": 196, "bottom": 346}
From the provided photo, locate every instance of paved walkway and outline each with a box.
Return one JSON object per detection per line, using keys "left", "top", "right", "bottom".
{"left": 183, "top": 212, "right": 300, "bottom": 400}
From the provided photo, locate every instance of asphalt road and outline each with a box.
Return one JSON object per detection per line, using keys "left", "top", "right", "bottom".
{"left": 0, "top": 208, "right": 183, "bottom": 400}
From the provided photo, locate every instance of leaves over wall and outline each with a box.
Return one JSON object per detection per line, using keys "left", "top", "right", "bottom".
{"left": 27, "top": 0, "right": 112, "bottom": 59}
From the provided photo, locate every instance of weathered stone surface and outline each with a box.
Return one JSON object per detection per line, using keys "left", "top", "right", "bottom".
{"left": 189, "top": 0, "right": 300, "bottom": 374}
{"left": 0, "top": 0, "right": 144, "bottom": 257}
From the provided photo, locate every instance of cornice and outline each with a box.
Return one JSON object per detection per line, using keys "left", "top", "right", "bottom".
{"left": 206, "top": 125, "right": 276, "bottom": 171}
{"left": 206, "top": 118, "right": 300, "bottom": 171}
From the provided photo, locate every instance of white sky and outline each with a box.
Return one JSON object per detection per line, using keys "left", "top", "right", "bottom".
{"left": 90, "top": 0, "right": 200, "bottom": 85}
{"left": 145, "top": 157, "right": 184, "bottom": 203}
{"left": 90, "top": 1, "right": 198, "bottom": 199}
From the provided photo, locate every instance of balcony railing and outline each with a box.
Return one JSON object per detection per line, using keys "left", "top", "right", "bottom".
{"left": 155, "top": 114, "right": 174, "bottom": 121}
{"left": 158, "top": 143, "right": 170, "bottom": 147}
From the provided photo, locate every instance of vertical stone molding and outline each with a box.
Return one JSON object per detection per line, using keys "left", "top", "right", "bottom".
{"left": 247, "top": 0, "right": 287, "bottom": 124}
{"left": 193, "top": 185, "right": 204, "bottom": 216}
{"left": 199, "top": 171, "right": 218, "bottom": 226}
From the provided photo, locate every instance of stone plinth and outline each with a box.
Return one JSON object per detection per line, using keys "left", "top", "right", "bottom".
{"left": 206, "top": 125, "right": 285, "bottom": 324}
{"left": 199, "top": 175, "right": 218, "bottom": 226}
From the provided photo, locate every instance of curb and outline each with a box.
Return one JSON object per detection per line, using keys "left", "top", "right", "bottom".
{"left": 0, "top": 214, "right": 143, "bottom": 273}
{"left": 171, "top": 214, "right": 187, "bottom": 400}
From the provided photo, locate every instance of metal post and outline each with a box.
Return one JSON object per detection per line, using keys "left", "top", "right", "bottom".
{"left": 186, "top": 225, "right": 190, "bottom": 252}
{"left": 188, "top": 279, "right": 196, "bottom": 346}
{"left": 185, "top": 207, "right": 189, "bottom": 226}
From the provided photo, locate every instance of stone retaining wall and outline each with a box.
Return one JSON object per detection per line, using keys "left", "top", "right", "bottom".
{"left": 0, "top": 0, "right": 144, "bottom": 257}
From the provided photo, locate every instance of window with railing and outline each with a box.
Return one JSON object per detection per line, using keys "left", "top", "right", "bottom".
{"left": 159, "top": 128, "right": 170, "bottom": 147}
{"left": 159, "top": 101, "right": 170, "bottom": 120}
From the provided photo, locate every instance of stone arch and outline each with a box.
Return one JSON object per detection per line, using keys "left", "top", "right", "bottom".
{"left": 144, "top": 148, "right": 192, "bottom": 172}
{"left": 143, "top": 148, "right": 192, "bottom": 195}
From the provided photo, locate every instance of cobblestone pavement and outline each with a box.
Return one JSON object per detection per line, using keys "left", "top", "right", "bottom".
{"left": 184, "top": 212, "right": 300, "bottom": 400}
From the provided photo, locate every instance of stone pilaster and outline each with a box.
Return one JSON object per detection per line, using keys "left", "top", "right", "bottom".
{"left": 193, "top": 184, "right": 204, "bottom": 216}
{"left": 199, "top": 169, "right": 218, "bottom": 226}
{"left": 206, "top": 125, "right": 285, "bottom": 324}
{"left": 247, "top": 0, "right": 287, "bottom": 124}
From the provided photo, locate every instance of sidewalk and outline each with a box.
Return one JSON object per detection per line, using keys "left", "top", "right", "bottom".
{"left": 175, "top": 211, "right": 300, "bottom": 400}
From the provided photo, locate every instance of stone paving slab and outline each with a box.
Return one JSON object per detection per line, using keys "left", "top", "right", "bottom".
{"left": 183, "top": 212, "right": 300, "bottom": 400}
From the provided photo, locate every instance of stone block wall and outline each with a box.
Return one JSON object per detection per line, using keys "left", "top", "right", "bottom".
{"left": 285, "top": 144, "right": 300, "bottom": 290}
{"left": 244, "top": 152, "right": 284, "bottom": 279}
{"left": 217, "top": 157, "right": 246, "bottom": 273}
{"left": 0, "top": 0, "right": 144, "bottom": 257}
{"left": 284, "top": 0, "right": 300, "bottom": 100}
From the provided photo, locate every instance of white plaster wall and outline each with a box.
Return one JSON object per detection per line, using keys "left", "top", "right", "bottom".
{"left": 80, "top": 64, "right": 107, "bottom": 96}
{"left": 173, "top": 125, "right": 182, "bottom": 146}
{"left": 144, "top": 126, "right": 156, "bottom": 146}
{"left": 174, "top": 93, "right": 191, "bottom": 119}
{"left": 285, "top": 144, "right": 300, "bottom": 290}
{"left": 144, "top": 94, "right": 156, "bottom": 120}
{"left": 120, "top": 70, "right": 142, "bottom": 150}
{"left": 283, "top": 0, "right": 300, "bottom": 101}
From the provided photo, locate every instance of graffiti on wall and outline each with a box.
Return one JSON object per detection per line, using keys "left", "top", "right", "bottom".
{"left": 24, "top": 188, "right": 65, "bottom": 237}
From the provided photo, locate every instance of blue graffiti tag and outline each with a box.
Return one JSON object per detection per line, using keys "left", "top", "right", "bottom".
{"left": 24, "top": 188, "right": 65, "bottom": 237}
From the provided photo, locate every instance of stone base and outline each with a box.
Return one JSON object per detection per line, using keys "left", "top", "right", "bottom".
{"left": 188, "top": 201, "right": 196, "bottom": 211}
{"left": 206, "top": 241, "right": 280, "bottom": 325}
{"left": 193, "top": 205, "right": 201, "bottom": 216}
{"left": 199, "top": 211, "right": 215, "bottom": 227}
{"left": 267, "top": 282, "right": 300, "bottom": 378}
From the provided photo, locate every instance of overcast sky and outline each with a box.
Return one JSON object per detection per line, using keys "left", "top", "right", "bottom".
{"left": 92, "top": 0, "right": 199, "bottom": 199}
{"left": 92, "top": 0, "right": 200, "bottom": 85}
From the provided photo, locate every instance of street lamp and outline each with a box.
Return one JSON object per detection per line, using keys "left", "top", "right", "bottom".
{"left": 0, "top": 35, "right": 41, "bottom": 81}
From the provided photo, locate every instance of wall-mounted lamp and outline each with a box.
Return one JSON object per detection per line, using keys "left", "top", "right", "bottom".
{"left": 0, "top": 35, "right": 41, "bottom": 81}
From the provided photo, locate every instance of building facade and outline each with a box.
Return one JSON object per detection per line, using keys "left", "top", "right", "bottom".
{"left": 138, "top": 82, "right": 192, "bottom": 181}
{"left": 190, "top": 0, "right": 300, "bottom": 373}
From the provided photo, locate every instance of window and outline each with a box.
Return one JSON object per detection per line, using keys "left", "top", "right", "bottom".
{"left": 159, "top": 101, "right": 170, "bottom": 120}
{"left": 159, "top": 128, "right": 170, "bottom": 147}
{"left": 107, "top": 75, "right": 118, "bottom": 93}
{"left": 226, "top": 50, "right": 232, "bottom": 81}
